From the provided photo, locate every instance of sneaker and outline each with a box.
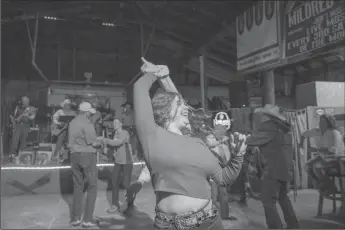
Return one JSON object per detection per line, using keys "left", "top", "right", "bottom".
{"left": 106, "top": 205, "right": 120, "bottom": 213}
{"left": 70, "top": 219, "right": 81, "bottom": 226}
{"left": 82, "top": 220, "right": 99, "bottom": 228}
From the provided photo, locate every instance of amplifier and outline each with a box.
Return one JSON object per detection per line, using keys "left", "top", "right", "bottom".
{"left": 18, "top": 151, "right": 35, "bottom": 165}
{"left": 27, "top": 127, "right": 40, "bottom": 145}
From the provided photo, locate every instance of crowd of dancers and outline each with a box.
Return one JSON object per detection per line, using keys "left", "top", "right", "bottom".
{"left": 65, "top": 58, "right": 344, "bottom": 229}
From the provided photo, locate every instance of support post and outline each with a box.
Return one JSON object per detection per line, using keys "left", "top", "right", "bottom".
{"left": 72, "top": 47, "right": 76, "bottom": 81}
{"left": 140, "top": 22, "right": 144, "bottom": 56}
{"left": 262, "top": 69, "right": 275, "bottom": 105}
{"left": 57, "top": 43, "right": 61, "bottom": 81}
{"left": 72, "top": 35, "right": 76, "bottom": 81}
{"left": 199, "top": 54, "right": 208, "bottom": 111}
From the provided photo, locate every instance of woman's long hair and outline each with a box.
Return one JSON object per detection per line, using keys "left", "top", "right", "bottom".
{"left": 320, "top": 114, "right": 338, "bottom": 131}
{"left": 151, "top": 91, "right": 212, "bottom": 138}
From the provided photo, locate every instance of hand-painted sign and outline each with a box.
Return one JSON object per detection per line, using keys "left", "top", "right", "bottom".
{"left": 236, "top": 1, "right": 281, "bottom": 72}
{"left": 285, "top": 1, "right": 345, "bottom": 59}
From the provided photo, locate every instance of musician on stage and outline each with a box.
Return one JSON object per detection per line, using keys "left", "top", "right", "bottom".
{"left": 9, "top": 96, "right": 36, "bottom": 163}
{"left": 91, "top": 101, "right": 103, "bottom": 136}
{"left": 51, "top": 99, "right": 76, "bottom": 161}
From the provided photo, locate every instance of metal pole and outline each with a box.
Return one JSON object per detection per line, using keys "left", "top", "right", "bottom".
{"left": 72, "top": 47, "right": 76, "bottom": 81}
{"left": 140, "top": 22, "right": 144, "bottom": 56}
{"left": 199, "top": 55, "right": 206, "bottom": 110}
{"left": 57, "top": 43, "right": 61, "bottom": 81}
{"left": 72, "top": 34, "right": 76, "bottom": 81}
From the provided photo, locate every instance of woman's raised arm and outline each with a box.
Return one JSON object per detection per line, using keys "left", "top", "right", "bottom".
{"left": 133, "top": 73, "right": 158, "bottom": 136}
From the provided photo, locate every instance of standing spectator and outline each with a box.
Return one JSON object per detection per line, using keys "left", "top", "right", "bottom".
{"left": 247, "top": 104, "right": 299, "bottom": 229}
{"left": 97, "top": 118, "right": 133, "bottom": 213}
{"left": 91, "top": 101, "right": 103, "bottom": 136}
{"left": 68, "top": 102, "right": 100, "bottom": 228}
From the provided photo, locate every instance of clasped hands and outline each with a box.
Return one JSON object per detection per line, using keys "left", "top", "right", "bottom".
{"left": 140, "top": 57, "right": 169, "bottom": 77}
{"left": 91, "top": 136, "right": 107, "bottom": 149}
{"left": 229, "top": 132, "right": 247, "bottom": 157}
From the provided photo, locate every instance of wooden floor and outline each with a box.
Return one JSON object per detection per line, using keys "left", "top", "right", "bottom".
{"left": 1, "top": 187, "right": 344, "bottom": 229}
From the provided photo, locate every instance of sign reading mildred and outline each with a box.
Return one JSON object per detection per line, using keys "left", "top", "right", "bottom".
{"left": 285, "top": 1, "right": 345, "bottom": 59}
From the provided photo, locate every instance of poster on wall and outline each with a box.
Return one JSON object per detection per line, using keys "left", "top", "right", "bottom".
{"left": 285, "top": 1, "right": 345, "bottom": 59}
{"left": 236, "top": 0, "right": 281, "bottom": 73}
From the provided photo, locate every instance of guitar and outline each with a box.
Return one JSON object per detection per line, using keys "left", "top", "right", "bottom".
{"left": 51, "top": 122, "right": 69, "bottom": 136}
{"left": 9, "top": 106, "right": 37, "bottom": 127}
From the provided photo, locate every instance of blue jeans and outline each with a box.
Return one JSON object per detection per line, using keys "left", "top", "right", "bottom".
{"left": 70, "top": 152, "right": 98, "bottom": 222}
{"left": 261, "top": 175, "right": 299, "bottom": 229}
{"left": 210, "top": 181, "right": 229, "bottom": 219}
{"left": 153, "top": 205, "right": 223, "bottom": 229}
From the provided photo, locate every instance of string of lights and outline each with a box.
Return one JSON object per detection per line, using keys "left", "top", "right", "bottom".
{"left": 1, "top": 162, "right": 145, "bottom": 171}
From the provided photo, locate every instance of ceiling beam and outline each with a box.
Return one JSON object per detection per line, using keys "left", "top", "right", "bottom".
{"left": 207, "top": 53, "right": 236, "bottom": 70}
{"left": 4, "top": 42, "right": 129, "bottom": 59}
{"left": 133, "top": 3, "right": 194, "bottom": 44}
{"left": 186, "top": 57, "right": 235, "bottom": 84}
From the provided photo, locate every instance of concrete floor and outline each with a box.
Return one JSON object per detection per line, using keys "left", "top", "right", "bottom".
{"left": 1, "top": 187, "right": 344, "bottom": 229}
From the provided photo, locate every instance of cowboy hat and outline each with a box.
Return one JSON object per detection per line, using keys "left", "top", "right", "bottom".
{"left": 60, "top": 99, "right": 71, "bottom": 108}
{"left": 121, "top": 101, "right": 133, "bottom": 108}
{"left": 254, "top": 104, "right": 287, "bottom": 121}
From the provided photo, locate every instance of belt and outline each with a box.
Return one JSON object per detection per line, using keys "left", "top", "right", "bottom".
{"left": 155, "top": 207, "right": 218, "bottom": 229}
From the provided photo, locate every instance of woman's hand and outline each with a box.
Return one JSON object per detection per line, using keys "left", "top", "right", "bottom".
{"left": 230, "top": 132, "right": 247, "bottom": 156}
{"left": 140, "top": 57, "right": 169, "bottom": 77}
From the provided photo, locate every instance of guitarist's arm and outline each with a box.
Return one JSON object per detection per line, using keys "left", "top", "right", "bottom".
{"left": 28, "top": 108, "right": 37, "bottom": 120}
{"left": 52, "top": 109, "right": 63, "bottom": 125}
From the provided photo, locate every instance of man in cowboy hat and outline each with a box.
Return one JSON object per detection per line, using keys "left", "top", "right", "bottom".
{"left": 121, "top": 101, "right": 134, "bottom": 127}
{"left": 51, "top": 98, "right": 76, "bottom": 161}
{"left": 246, "top": 104, "right": 299, "bottom": 229}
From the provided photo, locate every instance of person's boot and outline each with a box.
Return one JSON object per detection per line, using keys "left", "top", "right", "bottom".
{"left": 123, "top": 202, "right": 136, "bottom": 216}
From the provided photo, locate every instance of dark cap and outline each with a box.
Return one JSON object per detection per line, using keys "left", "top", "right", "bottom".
{"left": 121, "top": 101, "right": 133, "bottom": 108}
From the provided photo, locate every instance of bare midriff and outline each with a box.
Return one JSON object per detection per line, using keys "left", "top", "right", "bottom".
{"left": 156, "top": 192, "right": 211, "bottom": 214}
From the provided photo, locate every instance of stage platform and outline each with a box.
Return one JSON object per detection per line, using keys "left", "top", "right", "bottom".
{"left": 1, "top": 188, "right": 344, "bottom": 229}
{"left": 1, "top": 161, "right": 146, "bottom": 197}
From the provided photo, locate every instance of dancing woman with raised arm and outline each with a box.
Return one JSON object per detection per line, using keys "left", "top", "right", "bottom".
{"left": 134, "top": 58, "right": 247, "bottom": 229}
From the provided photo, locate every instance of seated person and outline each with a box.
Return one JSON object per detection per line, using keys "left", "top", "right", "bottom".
{"left": 299, "top": 114, "right": 345, "bottom": 195}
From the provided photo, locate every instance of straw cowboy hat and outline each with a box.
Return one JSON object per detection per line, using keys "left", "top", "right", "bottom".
{"left": 60, "top": 99, "right": 71, "bottom": 108}
{"left": 254, "top": 104, "right": 287, "bottom": 122}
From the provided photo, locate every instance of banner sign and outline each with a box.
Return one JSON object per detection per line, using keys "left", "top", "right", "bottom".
{"left": 236, "top": 1, "right": 281, "bottom": 72}
{"left": 285, "top": 1, "right": 345, "bottom": 59}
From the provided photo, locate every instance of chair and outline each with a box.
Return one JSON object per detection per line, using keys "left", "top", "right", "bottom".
{"left": 317, "top": 156, "right": 345, "bottom": 224}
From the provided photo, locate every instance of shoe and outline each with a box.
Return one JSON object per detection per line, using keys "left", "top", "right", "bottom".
{"left": 82, "top": 220, "right": 99, "bottom": 228}
{"left": 106, "top": 205, "right": 120, "bottom": 213}
{"left": 123, "top": 205, "right": 136, "bottom": 216}
{"left": 70, "top": 219, "right": 81, "bottom": 226}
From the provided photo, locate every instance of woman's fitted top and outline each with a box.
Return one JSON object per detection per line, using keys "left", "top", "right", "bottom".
{"left": 303, "top": 128, "right": 345, "bottom": 156}
{"left": 133, "top": 73, "right": 243, "bottom": 199}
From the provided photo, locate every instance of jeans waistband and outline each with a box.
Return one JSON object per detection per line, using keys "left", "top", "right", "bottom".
{"left": 154, "top": 200, "right": 218, "bottom": 229}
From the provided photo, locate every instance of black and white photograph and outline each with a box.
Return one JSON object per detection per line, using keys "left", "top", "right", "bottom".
{"left": 1, "top": 1, "right": 344, "bottom": 229}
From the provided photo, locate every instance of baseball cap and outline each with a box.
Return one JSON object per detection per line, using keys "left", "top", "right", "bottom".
{"left": 79, "top": 102, "right": 96, "bottom": 114}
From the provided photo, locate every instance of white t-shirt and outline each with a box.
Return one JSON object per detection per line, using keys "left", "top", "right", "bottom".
{"left": 306, "top": 128, "right": 345, "bottom": 156}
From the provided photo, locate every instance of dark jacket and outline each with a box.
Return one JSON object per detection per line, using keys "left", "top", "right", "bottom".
{"left": 246, "top": 116, "right": 293, "bottom": 182}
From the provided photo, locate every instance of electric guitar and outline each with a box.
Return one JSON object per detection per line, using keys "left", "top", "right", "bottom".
{"left": 9, "top": 106, "right": 37, "bottom": 127}
{"left": 51, "top": 122, "right": 69, "bottom": 136}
